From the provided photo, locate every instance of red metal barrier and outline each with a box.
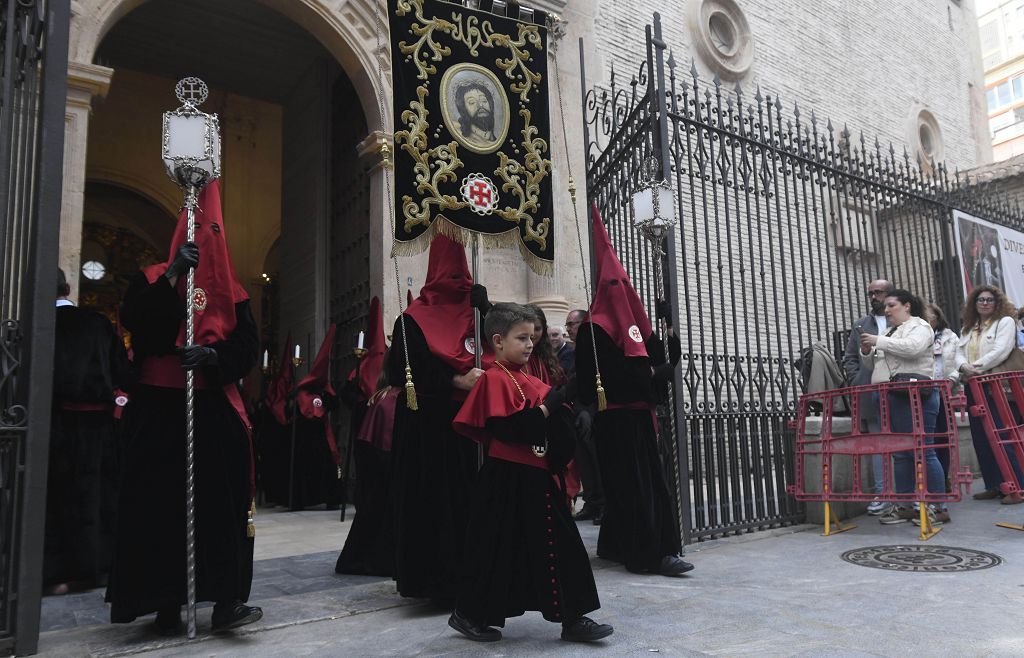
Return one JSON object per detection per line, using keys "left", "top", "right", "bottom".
{"left": 786, "top": 379, "right": 970, "bottom": 539}
{"left": 965, "top": 370, "right": 1024, "bottom": 503}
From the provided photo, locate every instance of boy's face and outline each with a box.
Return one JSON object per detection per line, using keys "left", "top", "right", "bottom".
{"left": 493, "top": 320, "right": 535, "bottom": 366}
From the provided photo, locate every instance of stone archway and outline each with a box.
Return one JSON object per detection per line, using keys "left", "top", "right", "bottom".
{"left": 61, "top": 0, "right": 390, "bottom": 309}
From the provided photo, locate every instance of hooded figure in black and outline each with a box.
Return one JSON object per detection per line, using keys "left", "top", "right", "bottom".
{"left": 387, "top": 234, "right": 490, "bottom": 602}
{"left": 574, "top": 206, "right": 692, "bottom": 578}
{"left": 288, "top": 324, "right": 343, "bottom": 510}
{"left": 106, "top": 181, "right": 263, "bottom": 633}
{"left": 45, "top": 269, "right": 131, "bottom": 594}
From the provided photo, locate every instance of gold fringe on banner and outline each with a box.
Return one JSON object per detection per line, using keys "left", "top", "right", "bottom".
{"left": 391, "top": 216, "right": 554, "bottom": 277}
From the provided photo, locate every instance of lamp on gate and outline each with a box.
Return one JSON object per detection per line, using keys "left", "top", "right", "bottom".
{"left": 630, "top": 158, "right": 676, "bottom": 255}
{"left": 162, "top": 77, "right": 221, "bottom": 188}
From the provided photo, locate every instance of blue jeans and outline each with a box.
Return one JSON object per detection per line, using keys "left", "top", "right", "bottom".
{"left": 966, "top": 386, "right": 1024, "bottom": 492}
{"left": 888, "top": 389, "right": 945, "bottom": 501}
{"left": 865, "top": 394, "right": 884, "bottom": 494}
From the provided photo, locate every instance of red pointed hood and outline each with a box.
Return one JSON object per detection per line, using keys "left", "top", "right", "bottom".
{"left": 296, "top": 325, "right": 340, "bottom": 464}
{"left": 405, "top": 234, "right": 490, "bottom": 373}
{"left": 348, "top": 297, "right": 386, "bottom": 400}
{"left": 297, "top": 324, "right": 337, "bottom": 395}
{"left": 265, "top": 332, "right": 294, "bottom": 425}
{"left": 142, "top": 179, "right": 248, "bottom": 345}
{"left": 588, "top": 204, "right": 651, "bottom": 358}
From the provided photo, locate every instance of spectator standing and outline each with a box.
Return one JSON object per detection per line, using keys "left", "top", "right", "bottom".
{"left": 549, "top": 325, "right": 575, "bottom": 376}
{"left": 924, "top": 303, "right": 959, "bottom": 491}
{"left": 842, "top": 279, "right": 894, "bottom": 515}
{"left": 953, "top": 285, "right": 1024, "bottom": 504}
{"left": 859, "top": 289, "right": 948, "bottom": 527}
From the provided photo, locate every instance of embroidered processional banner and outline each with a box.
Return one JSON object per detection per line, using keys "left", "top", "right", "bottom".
{"left": 388, "top": 0, "right": 554, "bottom": 275}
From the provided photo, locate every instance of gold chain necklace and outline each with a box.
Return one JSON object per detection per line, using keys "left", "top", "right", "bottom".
{"left": 493, "top": 361, "right": 546, "bottom": 457}
{"left": 494, "top": 360, "right": 526, "bottom": 402}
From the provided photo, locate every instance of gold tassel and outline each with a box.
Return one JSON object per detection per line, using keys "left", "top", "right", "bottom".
{"left": 405, "top": 365, "right": 419, "bottom": 410}
{"left": 246, "top": 502, "right": 256, "bottom": 538}
{"left": 596, "top": 373, "right": 607, "bottom": 411}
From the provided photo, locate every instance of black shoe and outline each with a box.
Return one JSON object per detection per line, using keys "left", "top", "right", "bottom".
{"left": 574, "top": 503, "right": 599, "bottom": 521}
{"left": 561, "top": 616, "right": 614, "bottom": 642}
{"left": 592, "top": 507, "right": 604, "bottom": 526}
{"left": 659, "top": 555, "right": 694, "bottom": 577}
{"left": 211, "top": 601, "right": 263, "bottom": 632}
{"left": 153, "top": 608, "right": 183, "bottom": 636}
{"left": 448, "top": 610, "right": 501, "bottom": 642}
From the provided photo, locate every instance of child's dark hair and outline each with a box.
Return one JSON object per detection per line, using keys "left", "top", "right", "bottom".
{"left": 484, "top": 302, "right": 537, "bottom": 344}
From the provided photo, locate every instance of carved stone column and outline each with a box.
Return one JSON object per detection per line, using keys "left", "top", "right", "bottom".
{"left": 60, "top": 61, "right": 114, "bottom": 301}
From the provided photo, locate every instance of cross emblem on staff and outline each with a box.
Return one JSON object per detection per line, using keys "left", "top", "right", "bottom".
{"left": 175, "top": 76, "right": 209, "bottom": 107}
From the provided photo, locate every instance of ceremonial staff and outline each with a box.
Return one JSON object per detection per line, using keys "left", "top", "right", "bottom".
{"left": 161, "top": 77, "right": 221, "bottom": 640}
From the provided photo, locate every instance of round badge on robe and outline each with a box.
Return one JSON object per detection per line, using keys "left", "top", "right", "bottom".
{"left": 464, "top": 337, "right": 476, "bottom": 354}
{"left": 192, "top": 287, "right": 208, "bottom": 312}
{"left": 628, "top": 325, "right": 643, "bottom": 343}
{"left": 313, "top": 397, "right": 323, "bottom": 408}
{"left": 115, "top": 395, "right": 129, "bottom": 407}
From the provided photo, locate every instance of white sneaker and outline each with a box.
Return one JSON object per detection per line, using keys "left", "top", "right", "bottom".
{"left": 866, "top": 499, "right": 891, "bottom": 516}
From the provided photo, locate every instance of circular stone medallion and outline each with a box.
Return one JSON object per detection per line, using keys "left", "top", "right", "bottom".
{"left": 841, "top": 545, "right": 1002, "bottom": 573}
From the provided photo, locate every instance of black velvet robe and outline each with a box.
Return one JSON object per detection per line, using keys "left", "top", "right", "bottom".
{"left": 336, "top": 380, "right": 395, "bottom": 576}
{"left": 456, "top": 407, "right": 599, "bottom": 626}
{"left": 575, "top": 324, "right": 682, "bottom": 573}
{"left": 106, "top": 273, "right": 258, "bottom": 622}
{"left": 45, "top": 304, "right": 130, "bottom": 587}
{"left": 252, "top": 403, "right": 289, "bottom": 505}
{"left": 387, "top": 316, "right": 477, "bottom": 600}
{"left": 287, "top": 392, "right": 343, "bottom": 510}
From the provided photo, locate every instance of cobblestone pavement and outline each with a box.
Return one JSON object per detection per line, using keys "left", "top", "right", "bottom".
{"left": 36, "top": 482, "right": 1024, "bottom": 657}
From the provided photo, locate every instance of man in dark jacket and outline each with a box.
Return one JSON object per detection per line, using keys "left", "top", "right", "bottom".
{"left": 842, "top": 278, "right": 893, "bottom": 514}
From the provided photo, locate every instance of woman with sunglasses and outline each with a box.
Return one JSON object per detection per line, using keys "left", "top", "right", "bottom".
{"left": 954, "top": 285, "right": 1024, "bottom": 504}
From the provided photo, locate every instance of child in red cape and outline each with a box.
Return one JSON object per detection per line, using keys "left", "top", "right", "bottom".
{"left": 448, "top": 303, "right": 613, "bottom": 644}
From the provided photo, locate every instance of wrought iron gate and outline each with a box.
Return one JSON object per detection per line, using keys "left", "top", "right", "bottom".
{"left": 582, "top": 13, "right": 1024, "bottom": 543}
{"left": 0, "top": 0, "right": 69, "bottom": 653}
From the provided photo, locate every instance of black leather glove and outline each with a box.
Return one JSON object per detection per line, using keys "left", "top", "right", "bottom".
{"left": 470, "top": 284, "right": 491, "bottom": 314}
{"left": 178, "top": 345, "right": 218, "bottom": 370}
{"left": 543, "top": 385, "right": 567, "bottom": 411}
{"left": 165, "top": 242, "right": 199, "bottom": 280}
{"left": 656, "top": 300, "right": 673, "bottom": 327}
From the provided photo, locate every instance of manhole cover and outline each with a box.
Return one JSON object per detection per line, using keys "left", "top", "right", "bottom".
{"left": 841, "top": 545, "right": 1002, "bottom": 572}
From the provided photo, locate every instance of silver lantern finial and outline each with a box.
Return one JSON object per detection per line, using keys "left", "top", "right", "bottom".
{"left": 162, "top": 76, "right": 221, "bottom": 189}
{"left": 630, "top": 156, "right": 676, "bottom": 257}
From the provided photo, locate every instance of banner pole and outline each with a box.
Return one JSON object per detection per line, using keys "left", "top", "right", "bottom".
{"left": 183, "top": 184, "right": 198, "bottom": 640}
{"left": 472, "top": 233, "right": 483, "bottom": 469}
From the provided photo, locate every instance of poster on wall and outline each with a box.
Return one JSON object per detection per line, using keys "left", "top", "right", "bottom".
{"left": 953, "top": 210, "right": 1024, "bottom": 302}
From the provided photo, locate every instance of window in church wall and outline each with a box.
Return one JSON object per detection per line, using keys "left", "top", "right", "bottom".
{"left": 687, "top": 0, "right": 754, "bottom": 81}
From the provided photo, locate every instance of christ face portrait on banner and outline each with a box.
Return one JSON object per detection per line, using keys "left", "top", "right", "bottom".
{"left": 441, "top": 63, "right": 510, "bottom": 155}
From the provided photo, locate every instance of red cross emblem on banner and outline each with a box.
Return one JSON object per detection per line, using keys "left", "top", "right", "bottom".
{"left": 461, "top": 174, "right": 498, "bottom": 215}
{"left": 469, "top": 181, "right": 491, "bottom": 206}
